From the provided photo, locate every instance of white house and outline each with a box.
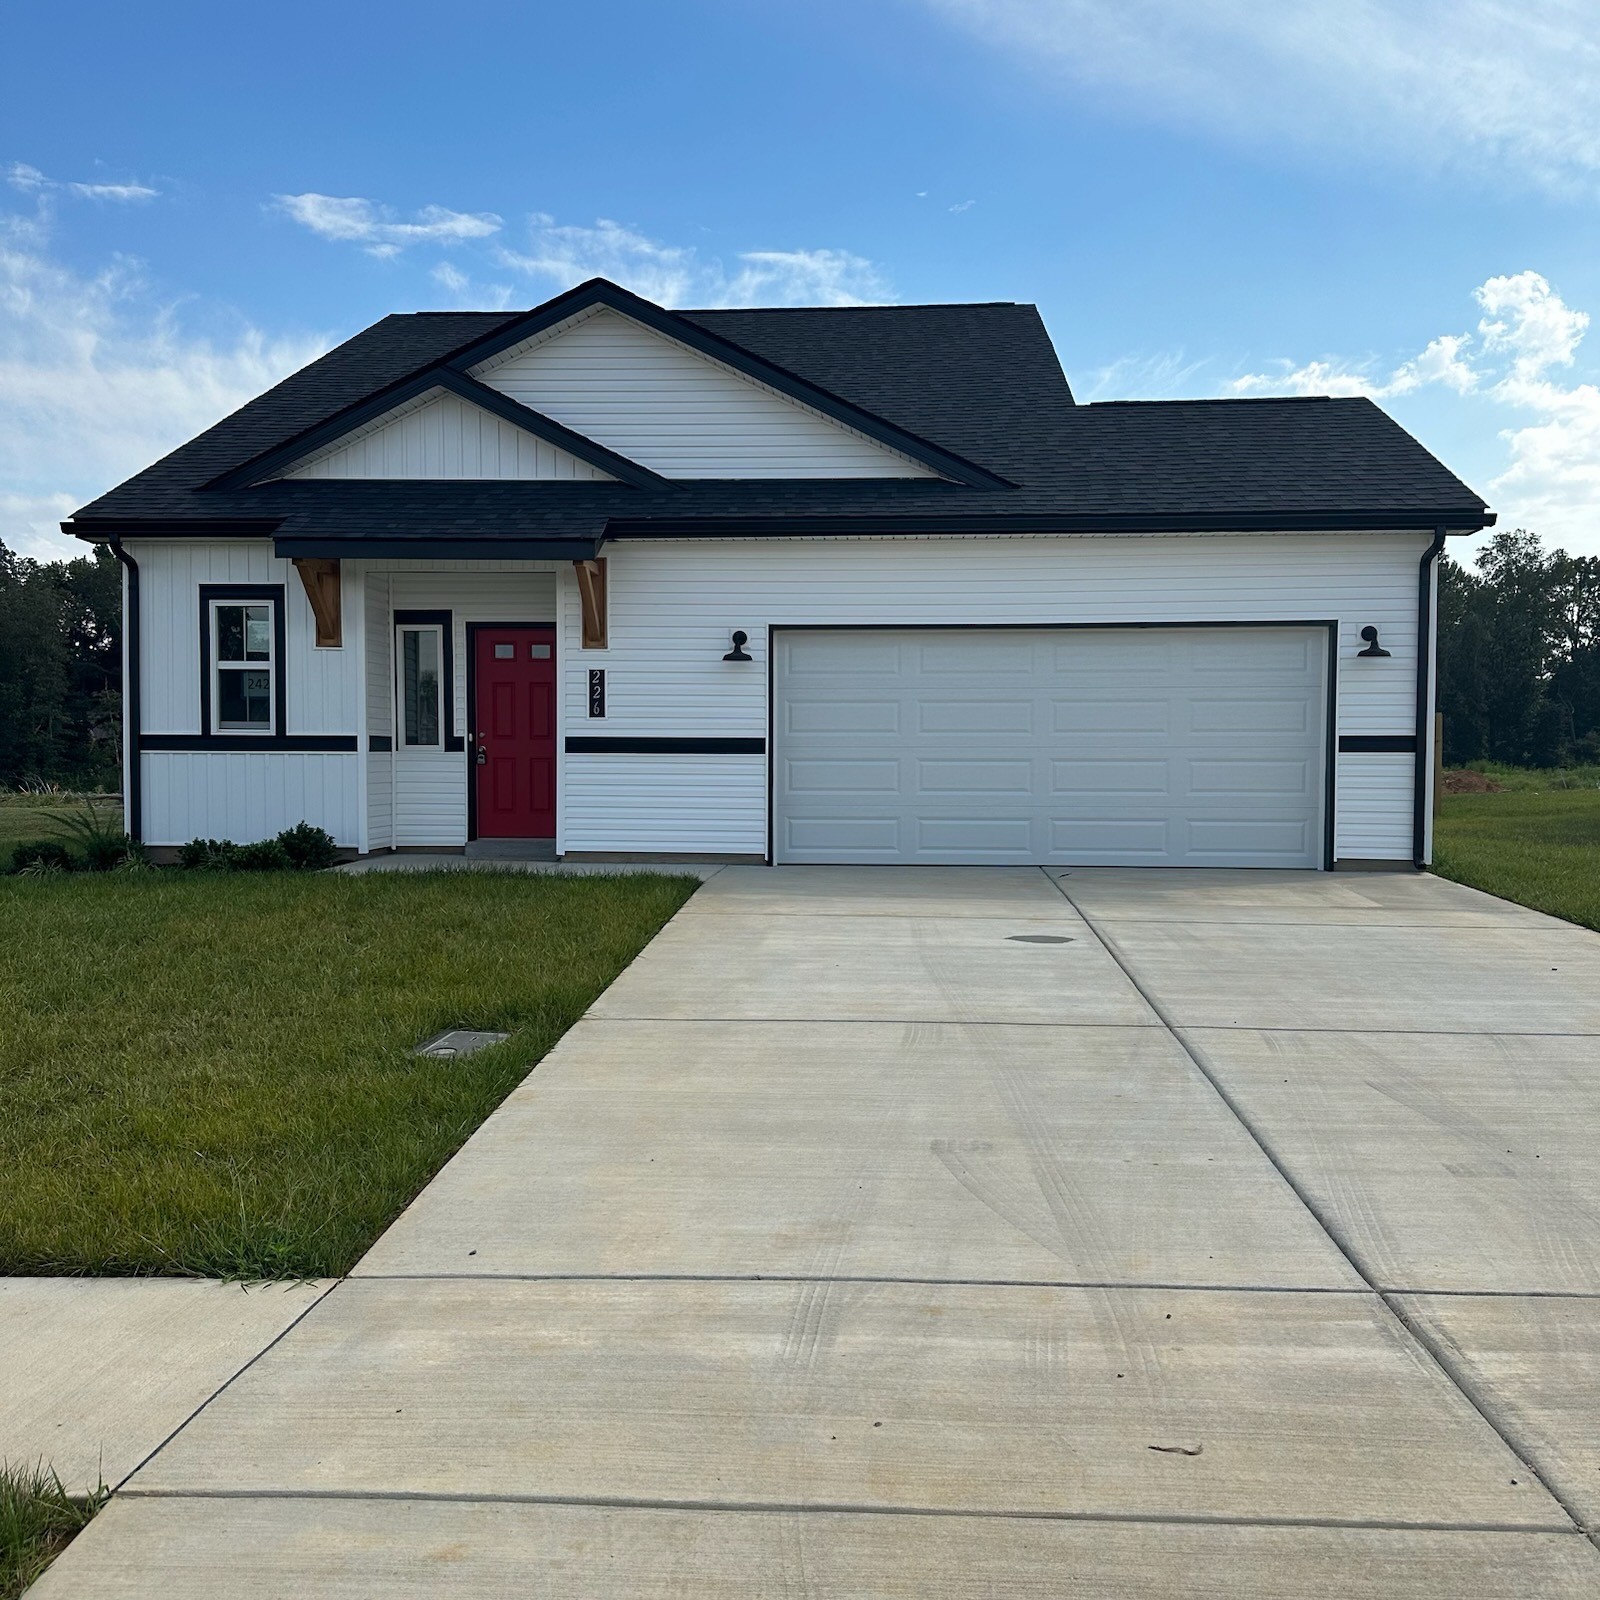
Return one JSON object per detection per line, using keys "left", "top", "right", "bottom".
{"left": 66, "top": 278, "right": 1492, "bottom": 869}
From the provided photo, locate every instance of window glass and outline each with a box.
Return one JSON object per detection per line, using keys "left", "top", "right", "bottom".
{"left": 213, "top": 600, "right": 275, "bottom": 731}
{"left": 401, "top": 627, "right": 442, "bottom": 746}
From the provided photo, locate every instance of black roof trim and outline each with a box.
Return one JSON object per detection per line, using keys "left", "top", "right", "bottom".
{"left": 65, "top": 516, "right": 285, "bottom": 541}
{"left": 605, "top": 507, "right": 1496, "bottom": 539}
{"left": 273, "top": 535, "right": 602, "bottom": 561}
{"left": 205, "top": 366, "right": 668, "bottom": 491}
{"left": 439, "top": 278, "right": 1013, "bottom": 491}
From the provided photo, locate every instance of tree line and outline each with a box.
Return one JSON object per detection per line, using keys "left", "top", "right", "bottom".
{"left": 0, "top": 538, "right": 123, "bottom": 790}
{"left": 1439, "top": 529, "right": 1600, "bottom": 768}
{"left": 1, "top": 528, "right": 1598, "bottom": 789}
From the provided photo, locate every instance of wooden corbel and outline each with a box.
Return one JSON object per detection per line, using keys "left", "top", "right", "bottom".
{"left": 292, "top": 557, "right": 342, "bottom": 648}
{"left": 573, "top": 557, "right": 608, "bottom": 650}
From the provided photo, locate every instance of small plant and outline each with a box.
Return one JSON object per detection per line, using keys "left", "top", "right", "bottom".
{"left": 8, "top": 840, "right": 74, "bottom": 875}
{"left": 235, "top": 838, "right": 294, "bottom": 871}
{"left": 0, "top": 1460, "right": 108, "bottom": 1596}
{"left": 55, "top": 799, "right": 144, "bottom": 871}
{"left": 178, "top": 838, "right": 241, "bottom": 871}
{"left": 276, "top": 822, "right": 339, "bottom": 871}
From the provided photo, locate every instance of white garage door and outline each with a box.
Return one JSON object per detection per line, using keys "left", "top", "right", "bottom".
{"left": 772, "top": 626, "right": 1328, "bottom": 867}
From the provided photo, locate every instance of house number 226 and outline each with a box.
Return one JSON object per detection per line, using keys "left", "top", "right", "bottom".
{"left": 588, "top": 669, "right": 606, "bottom": 719}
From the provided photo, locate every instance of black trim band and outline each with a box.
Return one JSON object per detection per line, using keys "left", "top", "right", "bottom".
{"left": 394, "top": 610, "right": 465, "bottom": 751}
{"left": 368, "top": 735, "right": 393, "bottom": 753}
{"left": 274, "top": 536, "right": 602, "bottom": 563}
{"left": 1340, "top": 735, "right": 1417, "bottom": 754}
{"left": 1414, "top": 528, "right": 1447, "bottom": 868}
{"left": 110, "top": 539, "right": 141, "bottom": 842}
{"left": 565, "top": 736, "right": 766, "bottom": 755}
{"left": 139, "top": 734, "right": 359, "bottom": 753}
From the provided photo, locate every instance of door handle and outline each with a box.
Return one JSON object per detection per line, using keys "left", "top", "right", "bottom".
{"left": 475, "top": 745, "right": 487, "bottom": 766}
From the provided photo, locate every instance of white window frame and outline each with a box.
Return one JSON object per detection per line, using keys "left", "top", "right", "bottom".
{"left": 396, "top": 623, "right": 446, "bottom": 750}
{"left": 209, "top": 598, "right": 277, "bottom": 736}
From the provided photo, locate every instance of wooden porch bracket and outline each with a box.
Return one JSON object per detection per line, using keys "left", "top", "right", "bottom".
{"left": 573, "top": 557, "right": 608, "bottom": 649}
{"left": 292, "top": 557, "right": 342, "bottom": 648}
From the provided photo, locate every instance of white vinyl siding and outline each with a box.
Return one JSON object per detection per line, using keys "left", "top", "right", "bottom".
{"left": 133, "top": 541, "right": 357, "bottom": 736}
{"left": 142, "top": 751, "right": 359, "bottom": 847}
{"left": 470, "top": 307, "right": 940, "bottom": 480}
{"left": 278, "top": 388, "right": 613, "bottom": 481}
{"left": 365, "top": 573, "right": 393, "bottom": 850}
{"left": 559, "top": 533, "right": 1429, "bottom": 863}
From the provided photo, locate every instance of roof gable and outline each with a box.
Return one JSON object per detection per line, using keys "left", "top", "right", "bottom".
{"left": 467, "top": 305, "right": 942, "bottom": 481}
{"left": 276, "top": 384, "right": 616, "bottom": 482}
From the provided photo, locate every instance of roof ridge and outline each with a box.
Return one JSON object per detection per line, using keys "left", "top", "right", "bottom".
{"left": 1089, "top": 396, "right": 1342, "bottom": 407}
{"left": 678, "top": 301, "right": 1025, "bottom": 314}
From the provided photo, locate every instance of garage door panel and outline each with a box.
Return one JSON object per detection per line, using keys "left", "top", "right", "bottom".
{"left": 917, "top": 699, "right": 1034, "bottom": 734}
{"left": 1051, "top": 698, "right": 1170, "bottom": 733}
{"left": 774, "top": 628, "right": 1325, "bottom": 867}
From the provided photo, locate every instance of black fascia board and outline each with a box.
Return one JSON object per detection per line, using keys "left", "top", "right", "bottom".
{"left": 602, "top": 506, "right": 1497, "bottom": 539}
{"left": 202, "top": 366, "right": 664, "bottom": 491}
{"left": 272, "top": 535, "right": 602, "bottom": 562}
{"left": 64, "top": 516, "right": 285, "bottom": 542}
{"left": 439, "top": 277, "right": 1013, "bottom": 492}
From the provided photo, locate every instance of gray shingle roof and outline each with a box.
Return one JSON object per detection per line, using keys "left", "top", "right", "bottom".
{"left": 67, "top": 287, "right": 1492, "bottom": 546}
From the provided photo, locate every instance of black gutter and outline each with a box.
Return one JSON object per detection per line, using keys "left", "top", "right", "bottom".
{"left": 607, "top": 508, "right": 1496, "bottom": 538}
{"left": 1413, "top": 527, "right": 1447, "bottom": 868}
{"left": 108, "top": 538, "right": 142, "bottom": 843}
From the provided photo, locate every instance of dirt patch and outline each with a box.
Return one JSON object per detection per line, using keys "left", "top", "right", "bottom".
{"left": 1442, "top": 769, "right": 1503, "bottom": 794}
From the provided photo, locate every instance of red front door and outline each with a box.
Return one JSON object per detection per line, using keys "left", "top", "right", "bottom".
{"left": 472, "top": 626, "right": 556, "bottom": 839}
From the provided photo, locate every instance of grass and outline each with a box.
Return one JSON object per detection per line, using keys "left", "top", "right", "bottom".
{"left": 1433, "top": 766, "right": 1600, "bottom": 932}
{"left": 0, "top": 869, "right": 697, "bottom": 1277}
{"left": 0, "top": 795, "right": 120, "bottom": 857}
{"left": 0, "top": 1463, "right": 106, "bottom": 1599}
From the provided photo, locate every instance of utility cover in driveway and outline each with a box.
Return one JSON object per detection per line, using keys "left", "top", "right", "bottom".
{"left": 773, "top": 626, "right": 1327, "bottom": 866}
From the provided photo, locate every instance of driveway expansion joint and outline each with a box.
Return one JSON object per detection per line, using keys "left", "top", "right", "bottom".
{"left": 1045, "top": 868, "right": 1598, "bottom": 1550}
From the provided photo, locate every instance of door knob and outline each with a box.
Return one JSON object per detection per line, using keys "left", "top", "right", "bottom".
{"left": 475, "top": 745, "right": 487, "bottom": 765}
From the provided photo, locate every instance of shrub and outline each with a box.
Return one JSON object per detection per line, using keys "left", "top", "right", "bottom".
{"left": 234, "top": 838, "right": 294, "bottom": 871}
{"left": 55, "top": 798, "right": 129, "bottom": 870}
{"left": 10, "top": 839, "right": 75, "bottom": 874}
{"left": 178, "top": 838, "right": 241, "bottom": 871}
{"left": 79, "top": 832, "right": 147, "bottom": 871}
{"left": 275, "top": 822, "right": 339, "bottom": 871}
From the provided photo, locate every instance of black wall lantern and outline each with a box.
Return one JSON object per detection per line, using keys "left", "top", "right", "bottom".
{"left": 1357, "top": 626, "right": 1391, "bottom": 658}
{"left": 722, "top": 629, "right": 752, "bottom": 662}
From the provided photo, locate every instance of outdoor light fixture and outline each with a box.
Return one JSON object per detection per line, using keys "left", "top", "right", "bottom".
{"left": 722, "top": 629, "right": 752, "bottom": 662}
{"left": 1357, "top": 626, "right": 1391, "bottom": 658}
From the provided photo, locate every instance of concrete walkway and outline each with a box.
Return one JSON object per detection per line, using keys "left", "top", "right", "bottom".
{"left": 34, "top": 868, "right": 1600, "bottom": 1596}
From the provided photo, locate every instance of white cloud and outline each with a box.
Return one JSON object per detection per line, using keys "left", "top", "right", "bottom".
{"left": 274, "top": 193, "right": 502, "bottom": 259}
{"left": 7, "top": 161, "right": 158, "bottom": 202}
{"left": 925, "top": 1, "right": 1600, "bottom": 193}
{"left": 429, "top": 260, "right": 515, "bottom": 311}
{"left": 1214, "top": 272, "right": 1600, "bottom": 549}
{"left": 496, "top": 216, "right": 891, "bottom": 306}
{"left": 0, "top": 208, "right": 326, "bottom": 560}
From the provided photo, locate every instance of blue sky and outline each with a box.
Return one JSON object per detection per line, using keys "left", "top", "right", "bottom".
{"left": 4, "top": 0, "right": 1599, "bottom": 559}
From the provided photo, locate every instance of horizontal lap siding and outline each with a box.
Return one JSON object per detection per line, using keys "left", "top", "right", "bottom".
{"left": 474, "top": 309, "right": 936, "bottom": 480}
{"left": 1334, "top": 752, "right": 1415, "bottom": 859}
{"left": 283, "top": 389, "right": 611, "bottom": 481}
{"left": 561, "top": 534, "right": 1427, "bottom": 862}
{"left": 142, "top": 752, "right": 360, "bottom": 845}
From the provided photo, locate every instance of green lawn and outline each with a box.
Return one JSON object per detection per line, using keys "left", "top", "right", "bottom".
{"left": 1433, "top": 768, "right": 1600, "bottom": 932}
{"left": 0, "top": 869, "right": 696, "bottom": 1277}
{"left": 0, "top": 1464, "right": 104, "bottom": 1600}
{"left": 0, "top": 795, "right": 120, "bottom": 857}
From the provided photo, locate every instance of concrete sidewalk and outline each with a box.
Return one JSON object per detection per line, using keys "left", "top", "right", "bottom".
{"left": 33, "top": 867, "right": 1600, "bottom": 1596}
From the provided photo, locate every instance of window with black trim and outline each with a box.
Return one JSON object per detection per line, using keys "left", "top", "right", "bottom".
{"left": 398, "top": 624, "right": 444, "bottom": 747}
{"left": 210, "top": 599, "right": 276, "bottom": 733}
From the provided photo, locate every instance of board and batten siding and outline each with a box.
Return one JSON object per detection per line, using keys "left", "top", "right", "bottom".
{"left": 385, "top": 563, "right": 559, "bottom": 847}
{"left": 364, "top": 572, "right": 393, "bottom": 850}
{"left": 279, "top": 387, "right": 613, "bottom": 481}
{"left": 559, "top": 533, "right": 1432, "bottom": 862}
{"left": 129, "top": 540, "right": 361, "bottom": 845}
{"left": 470, "top": 307, "right": 939, "bottom": 480}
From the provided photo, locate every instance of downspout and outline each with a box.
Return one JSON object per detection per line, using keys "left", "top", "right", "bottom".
{"left": 1412, "top": 527, "right": 1447, "bottom": 869}
{"left": 108, "top": 538, "right": 142, "bottom": 843}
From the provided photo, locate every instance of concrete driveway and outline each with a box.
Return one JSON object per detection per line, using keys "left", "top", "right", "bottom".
{"left": 36, "top": 867, "right": 1600, "bottom": 1596}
